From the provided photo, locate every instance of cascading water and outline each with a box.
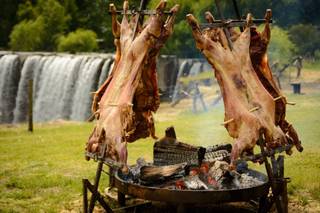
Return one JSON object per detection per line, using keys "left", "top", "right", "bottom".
{"left": 0, "top": 55, "right": 21, "bottom": 123}
{"left": 70, "top": 57, "right": 105, "bottom": 121}
{"left": 98, "top": 58, "right": 113, "bottom": 87}
{"left": 33, "top": 56, "right": 84, "bottom": 121}
{"left": 0, "top": 52, "right": 114, "bottom": 123}
{"left": 13, "top": 56, "right": 42, "bottom": 123}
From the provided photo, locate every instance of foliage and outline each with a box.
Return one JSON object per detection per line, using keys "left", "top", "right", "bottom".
{"left": 57, "top": 29, "right": 98, "bottom": 53}
{"left": 3, "top": 0, "right": 320, "bottom": 57}
{"left": 9, "top": 17, "right": 45, "bottom": 51}
{"left": 268, "top": 26, "right": 296, "bottom": 64}
{"left": 9, "top": 0, "right": 70, "bottom": 51}
{"left": 161, "top": 21, "right": 200, "bottom": 58}
{"left": 35, "top": 0, "right": 70, "bottom": 50}
{"left": 288, "top": 24, "right": 320, "bottom": 57}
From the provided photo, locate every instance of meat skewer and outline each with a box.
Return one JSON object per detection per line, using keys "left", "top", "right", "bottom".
{"left": 186, "top": 12, "right": 289, "bottom": 169}
{"left": 86, "top": 0, "right": 179, "bottom": 166}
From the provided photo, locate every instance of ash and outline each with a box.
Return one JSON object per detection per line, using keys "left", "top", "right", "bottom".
{"left": 119, "top": 158, "right": 264, "bottom": 190}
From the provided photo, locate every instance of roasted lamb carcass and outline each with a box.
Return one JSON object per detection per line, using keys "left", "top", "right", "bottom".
{"left": 187, "top": 13, "right": 289, "bottom": 168}
{"left": 249, "top": 10, "right": 303, "bottom": 152}
{"left": 86, "top": 0, "right": 179, "bottom": 164}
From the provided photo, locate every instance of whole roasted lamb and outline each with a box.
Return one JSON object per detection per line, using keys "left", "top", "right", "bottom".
{"left": 86, "top": 0, "right": 179, "bottom": 165}
{"left": 186, "top": 11, "right": 302, "bottom": 168}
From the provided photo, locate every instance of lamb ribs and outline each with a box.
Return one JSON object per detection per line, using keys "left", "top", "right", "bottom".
{"left": 187, "top": 10, "right": 302, "bottom": 168}
{"left": 86, "top": 0, "right": 179, "bottom": 164}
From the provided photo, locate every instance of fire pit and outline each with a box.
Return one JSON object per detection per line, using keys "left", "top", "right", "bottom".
{"left": 114, "top": 167, "right": 269, "bottom": 204}
{"left": 83, "top": 126, "right": 291, "bottom": 213}
{"left": 113, "top": 127, "right": 269, "bottom": 206}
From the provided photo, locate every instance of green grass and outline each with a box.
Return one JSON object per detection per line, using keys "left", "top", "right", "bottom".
{"left": 304, "top": 60, "right": 320, "bottom": 71}
{"left": 179, "top": 71, "right": 214, "bottom": 84}
{"left": 1, "top": 93, "right": 320, "bottom": 212}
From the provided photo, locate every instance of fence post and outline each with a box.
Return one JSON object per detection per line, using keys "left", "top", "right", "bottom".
{"left": 28, "top": 79, "right": 33, "bottom": 132}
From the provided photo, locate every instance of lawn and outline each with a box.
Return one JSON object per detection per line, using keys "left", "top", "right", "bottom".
{"left": 1, "top": 89, "right": 320, "bottom": 212}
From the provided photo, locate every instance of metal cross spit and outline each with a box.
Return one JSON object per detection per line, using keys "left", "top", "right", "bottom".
{"left": 200, "top": 0, "right": 272, "bottom": 50}
{"left": 109, "top": 0, "right": 173, "bottom": 40}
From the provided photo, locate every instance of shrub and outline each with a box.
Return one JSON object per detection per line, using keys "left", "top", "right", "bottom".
{"left": 9, "top": 17, "right": 45, "bottom": 51}
{"left": 268, "top": 26, "right": 296, "bottom": 64}
{"left": 9, "top": 0, "right": 69, "bottom": 51}
{"left": 288, "top": 24, "right": 320, "bottom": 57}
{"left": 57, "top": 29, "right": 98, "bottom": 53}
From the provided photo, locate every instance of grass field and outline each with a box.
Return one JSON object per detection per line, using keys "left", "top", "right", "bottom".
{"left": 0, "top": 67, "right": 320, "bottom": 212}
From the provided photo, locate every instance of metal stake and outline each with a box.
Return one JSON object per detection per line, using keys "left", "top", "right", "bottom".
{"left": 231, "top": 0, "right": 244, "bottom": 32}
{"left": 132, "top": 0, "right": 150, "bottom": 40}
{"left": 214, "top": 0, "right": 234, "bottom": 50}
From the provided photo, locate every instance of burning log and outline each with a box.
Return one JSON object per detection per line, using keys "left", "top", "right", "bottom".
{"left": 139, "top": 162, "right": 187, "bottom": 183}
{"left": 153, "top": 136, "right": 206, "bottom": 166}
{"left": 153, "top": 127, "right": 232, "bottom": 166}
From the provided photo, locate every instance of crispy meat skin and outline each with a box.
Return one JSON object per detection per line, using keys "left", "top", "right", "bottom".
{"left": 86, "top": 0, "right": 179, "bottom": 164}
{"left": 187, "top": 13, "right": 289, "bottom": 167}
{"left": 249, "top": 20, "right": 303, "bottom": 152}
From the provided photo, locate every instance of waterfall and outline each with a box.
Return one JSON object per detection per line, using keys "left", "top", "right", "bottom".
{"left": 0, "top": 55, "right": 21, "bottom": 123}
{"left": 0, "top": 52, "right": 114, "bottom": 123}
{"left": 98, "top": 58, "right": 113, "bottom": 87}
{"left": 70, "top": 57, "right": 105, "bottom": 121}
{"left": 13, "top": 56, "right": 42, "bottom": 123}
{"left": 33, "top": 56, "right": 84, "bottom": 121}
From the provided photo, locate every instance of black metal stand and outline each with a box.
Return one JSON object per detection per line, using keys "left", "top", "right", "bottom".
{"left": 257, "top": 137, "right": 289, "bottom": 213}
{"left": 83, "top": 162, "right": 113, "bottom": 213}
{"left": 83, "top": 154, "right": 152, "bottom": 213}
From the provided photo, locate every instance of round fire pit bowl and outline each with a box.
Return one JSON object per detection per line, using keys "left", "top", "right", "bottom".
{"left": 114, "top": 169, "right": 269, "bottom": 204}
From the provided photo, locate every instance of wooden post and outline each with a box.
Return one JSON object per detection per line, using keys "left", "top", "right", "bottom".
{"left": 28, "top": 79, "right": 33, "bottom": 132}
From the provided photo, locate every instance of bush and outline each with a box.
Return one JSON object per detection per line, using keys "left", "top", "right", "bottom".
{"left": 288, "top": 24, "right": 320, "bottom": 57}
{"left": 9, "top": 0, "right": 69, "bottom": 51}
{"left": 9, "top": 17, "right": 45, "bottom": 51}
{"left": 268, "top": 26, "right": 296, "bottom": 64}
{"left": 57, "top": 29, "right": 98, "bottom": 53}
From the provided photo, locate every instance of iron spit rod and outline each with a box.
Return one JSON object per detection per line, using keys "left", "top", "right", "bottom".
{"left": 132, "top": 0, "right": 149, "bottom": 40}
{"left": 231, "top": 0, "right": 244, "bottom": 32}
{"left": 88, "top": 161, "right": 104, "bottom": 212}
{"left": 109, "top": 10, "right": 172, "bottom": 15}
{"left": 200, "top": 19, "right": 272, "bottom": 29}
{"left": 258, "top": 136, "right": 284, "bottom": 213}
{"left": 214, "top": 0, "right": 234, "bottom": 49}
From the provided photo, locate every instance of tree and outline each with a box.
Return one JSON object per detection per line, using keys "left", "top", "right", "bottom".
{"left": 9, "top": 0, "right": 70, "bottom": 51}
{"left": 268, "top": 26, "right": 296, "bottom": 64}
{"left": 57, "top": 29, "right": 98, "bottom": 53}
{"left": 288, "top": 24, "right": 320, "bottom": 57}
{"left": 9, "top": 17, "right": 45, "bottom": 51}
